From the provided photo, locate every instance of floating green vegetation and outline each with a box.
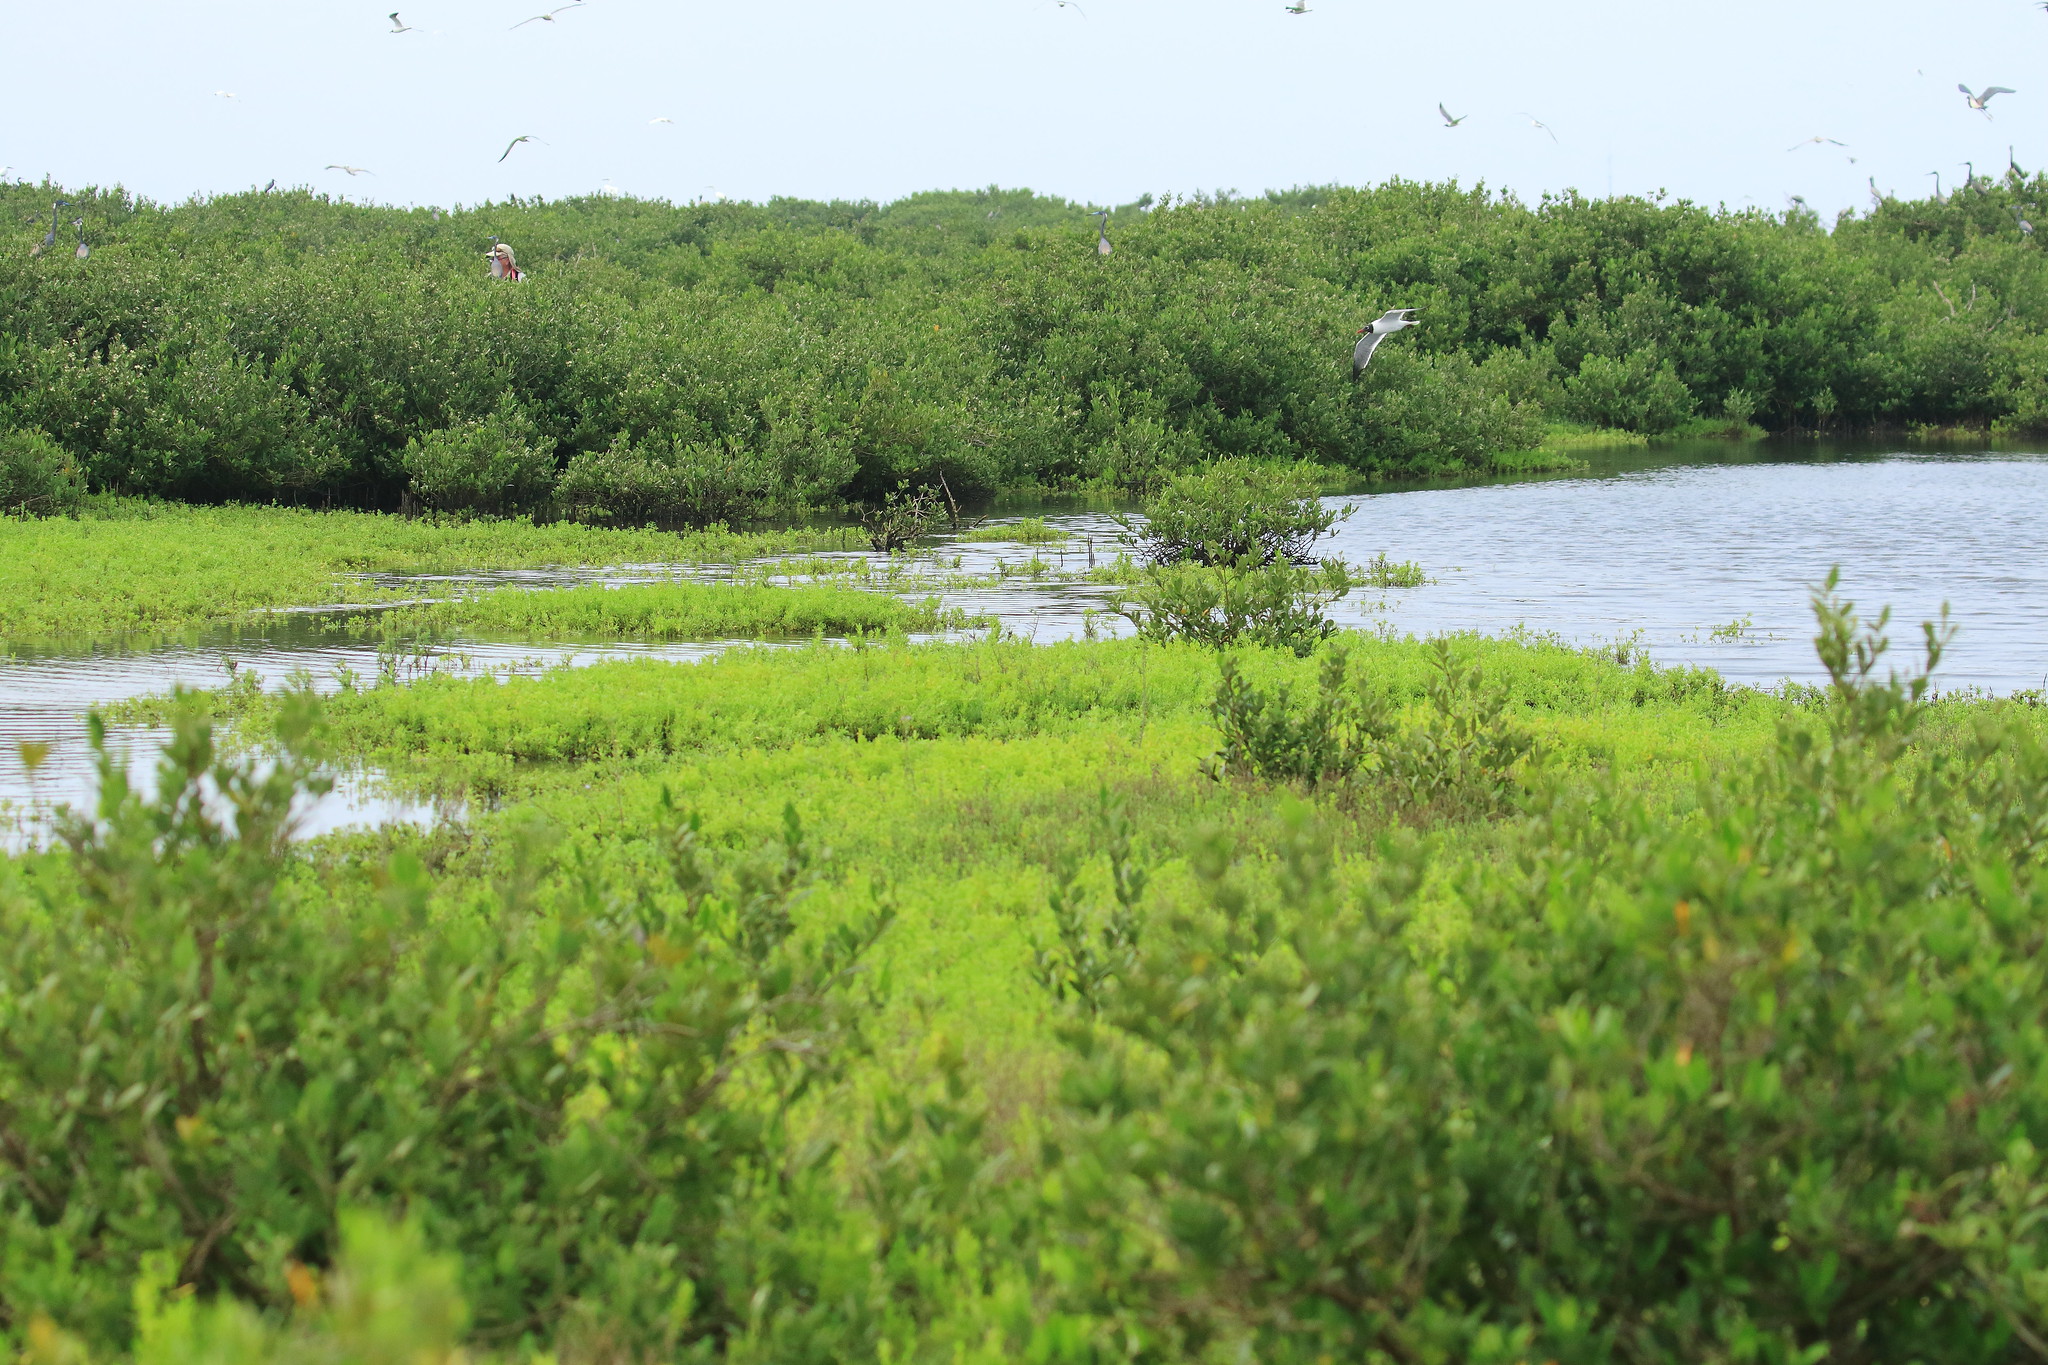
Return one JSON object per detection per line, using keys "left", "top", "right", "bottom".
{"left": 956, "top": 517, "right": 1072, "bottom": 544}
{"left": 367, "top": 579, "right": 983, "bottom": 642}
{"left": 0, "top": 500, "right": 856, "bottom": 644}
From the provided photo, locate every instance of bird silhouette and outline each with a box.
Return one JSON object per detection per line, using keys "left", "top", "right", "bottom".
{"left": 1353, "top": 309, "right": 1420, "bottom": 377}
{"left": 326, "top": 164, "right": 374, "bottom": 177}
{"left": 1438, "top": 103, "right": 1467, "bottom": 128}
{"left": 512, "top": 4, "right": 584, "bottom": 29}
{"left": 1959, "top": 84, "right": 2015, "bottom": 117}
{"left": 498, "top": 135, "right": 543, "bottom": 163}
{"left": 1092, "top": 210, "right": 1113, "bottom": 256}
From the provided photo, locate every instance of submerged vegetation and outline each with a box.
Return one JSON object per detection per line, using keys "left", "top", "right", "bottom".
{"left": 7, "top": 571, "right": 2048, "bottom": 1360}
{"left": 6, "top": 175, "right": 2048, "bottom": 523}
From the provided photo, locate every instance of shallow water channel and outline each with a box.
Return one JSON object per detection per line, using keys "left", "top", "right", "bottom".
{"left": 4, "top": 439, "right": 2045, "bottom": 842}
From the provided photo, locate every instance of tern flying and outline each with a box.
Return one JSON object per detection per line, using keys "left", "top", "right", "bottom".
{"left": 1787, "top": 136, "right": 1846, "bottom": 152}
{"left": 498, "top": 135, "right": 543, "bottom": 162}
{"left": 1438, "top": 103, "right": 1466, "bottom": 127}
{"left": 326, "top": 164, "right": 374, "bottom": 176}
{"left": 1517, "top": 112, "right": 1557, "bottom": 142}
{"left": 213, "top": 90, "right": 236, "bottom": 99}
{"left": 512, "top": 3, "right": 585, "bottom": 26}
{"left": 512, "top": 4, "right": 584, "bottom": 27}
{"left": 1283, "top": 1, "right": 1311, "bottom": 13}
{"left": 388, "top": 11, "right": 419, "bottom": 32}
{"left": 1352, "top": 309, "right": 1419, "bottom": 377}
{"left": 649, "top": 117, "right": 674, "bottom": 124}
{"left": 1959, "top": 84, "right": 2015, "bottom": 115}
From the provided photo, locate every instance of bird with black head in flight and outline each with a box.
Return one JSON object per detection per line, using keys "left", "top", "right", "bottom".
{"left": 1353, "top": 309, "right": 1419, "bottom": 377}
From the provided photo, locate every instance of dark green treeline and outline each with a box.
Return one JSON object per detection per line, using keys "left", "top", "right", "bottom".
{"left": 3, "top": 176, "right": 2045, "bottom": 516}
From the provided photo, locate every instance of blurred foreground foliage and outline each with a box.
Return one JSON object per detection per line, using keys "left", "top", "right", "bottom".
{"left": 6, "top": 581, "right": 2048, "bottom": 1361}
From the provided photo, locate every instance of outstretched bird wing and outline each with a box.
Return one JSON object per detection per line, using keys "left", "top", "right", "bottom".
{"left": 1352, "top": 331, "right": 1383, "bottom": 376}
{"left": 1984, "top": 87, "right": 2017, "bottom": 99}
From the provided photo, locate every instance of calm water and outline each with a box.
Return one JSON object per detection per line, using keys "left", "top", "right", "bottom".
{"left": 4, "top": 442, "right": 2044, "bottom": 840}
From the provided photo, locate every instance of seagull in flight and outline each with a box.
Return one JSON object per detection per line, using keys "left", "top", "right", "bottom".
{"left": 1959, "top": 84, "right": 2015, "bottom": 116}
{"left": 326, "top": 164, "right": 374, "bottom": 176}
{"left": 1353, "top": 309, "right": 1419, "bottom": 377}
{"left": 1517, "top": 112, "right": 1557, "bottom": 142}
{"left": 512, "top": 4, "right": 584, "bottom": 28}
{"left": 649, "top": 117, "right": 674, "bottom": 124}
{"left": 1438, "top": 103, "right": 1467, "bottom": 127}
{"left": 388, "top": 12, "right": 419, "bottom": 32}
{"left": 498, "top": 135, "right": 543, "bottom": 162}
{"left": 1787, "top": 135, "right": 1847, "bottom": 152}
{"left": 213, "top": 90, "right": 237, "bottom": 99}
{"left": 1283, "top": 1, "right": 1311, "bottom": 13}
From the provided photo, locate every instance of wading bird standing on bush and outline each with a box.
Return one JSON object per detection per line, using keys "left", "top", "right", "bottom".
{"left": 30, "top": 201, "right": 67, "bottom": 257}
{"left": 1353, "top": 309, "right": 1419, "bottom": 377}
{"left": 72, "top": 218, "right": 88, "bottom": 260}
{"left": 1093, "top": 209, "right": 1113, "bottom": 255}
{"left": 1959, "top": 83, "right": 2014, "bottom": 116}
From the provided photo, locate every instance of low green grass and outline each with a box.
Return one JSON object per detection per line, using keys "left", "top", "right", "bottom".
{"left": 364, "top": 580, "right": 986, "bottom": 643}
{"left": 956, "top": 517, "right": 1072, "bottom": 544}
{"left": 0, "top": 499, "right": 858, "bottom": 645}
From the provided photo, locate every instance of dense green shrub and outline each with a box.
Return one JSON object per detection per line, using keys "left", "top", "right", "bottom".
{"left": 1130, "top": 459, "right": 1342, "bottom": 567}
{"left": 1110, "top": 559, "right": 1355, "bottom": 656}
{"left": 1563, "top": 349, "right": 1699, "bottom": 433}
{"left": 0, "top": 700, "right": 891, "bottom": 1360}
{"left": 0, "top": 426, "right": 83, "bottom": 516}
{"left": 398, "top": 400, "right": 555, "bottom": 516}
{"left": 555, "top": 433, "right": 783, "bottom": 529}
{"left": 1051, "top": 586, "right": 2048, "bottom": 1362}
{"left": 7, "top": 174, "right": 2047, "bottom": 512}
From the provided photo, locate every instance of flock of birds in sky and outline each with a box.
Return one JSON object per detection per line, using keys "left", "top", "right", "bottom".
{"left": 13, "top": 2, "right": 2041, "bottom": 310}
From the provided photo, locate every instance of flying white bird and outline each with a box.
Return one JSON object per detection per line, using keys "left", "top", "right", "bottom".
{"left": 1039, "top": 0, "right": 1086, "bottom": 15}
{"left": 1787, "top": 135, "right": 1847, "bottom": 152}
{"left": 388, "top": 12, "right": 419, "bottom": 31}
{"left": 498, "top": 135, "right": 543, "bottom": 162}
{"left": 213, "top": 90, "right": 237, "bottom": 99}
{"left": 1438, "top": 103, "right": 1467, "bottom": 128}
{"left": 325, "top": 164, "right": 374, "bottom": 176}
{"left": 649, "top": 117, "right": 674, "bottom": 125}
{"left": 1283, "top": 1, "right": 1311, "bottom": 13}
{"left": 1517, "top": 112, "right": 1558, "bottom": 142}
{"left": 512, "top": 4, "right": 584, "bottom": 28}
{"left": 1959, "top": 84, "right": 2015, "bottom": 115}
{"left": 1353, "top": 309, "right": 1419, "bottom": 377}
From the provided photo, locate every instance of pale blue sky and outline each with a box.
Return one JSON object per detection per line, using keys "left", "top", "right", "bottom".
{"left": 3, "top": 0, "right": 2039, "bottom": 218}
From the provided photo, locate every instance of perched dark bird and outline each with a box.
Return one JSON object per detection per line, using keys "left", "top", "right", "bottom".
{"left": 2015, "top": 204, "right": 2036, "bottom": 237}
{"left": 262, "top": 178, "right": 276, "bottom": 193}
{"left": 30, "top": 200, "right": 68, "bottom": 258}
{"left": 1353, "top": 309, "right": 1419, "bottom": 377}
{"left": 1092, "top": 209, "right": 1113, "bottom": 256}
